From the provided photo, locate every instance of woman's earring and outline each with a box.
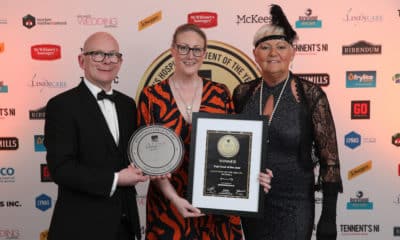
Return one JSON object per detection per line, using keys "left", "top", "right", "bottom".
{"left": 114, "top": 76, "right": 119, "bottom": 84}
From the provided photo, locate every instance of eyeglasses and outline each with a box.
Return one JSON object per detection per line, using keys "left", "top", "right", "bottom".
{"left": 175, "top": 44, "right": 205, "bottom": 57}
{"left": 83, "top": 51, "right": 122, "bottom": 63}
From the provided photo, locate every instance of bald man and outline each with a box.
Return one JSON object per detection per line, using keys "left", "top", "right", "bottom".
{"left": 44, "top": 32, "right": 148, "bottom": 240}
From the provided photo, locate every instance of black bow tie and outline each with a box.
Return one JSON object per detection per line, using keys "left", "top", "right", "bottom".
{"left": 97, "top": 90, "right": 116, "bottom": 102}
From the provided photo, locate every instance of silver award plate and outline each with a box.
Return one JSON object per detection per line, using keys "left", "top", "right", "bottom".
{"left": 128, "top": 125, "right": 184, "bottom": 176}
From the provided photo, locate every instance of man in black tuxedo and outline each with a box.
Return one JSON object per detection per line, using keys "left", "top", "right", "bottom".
{"left": 44, "top": 32, "right": 148, "bottom": 240}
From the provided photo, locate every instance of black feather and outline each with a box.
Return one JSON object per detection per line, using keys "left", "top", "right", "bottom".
{"left": 270, "top": 4, "right": 297, "bottom": 43}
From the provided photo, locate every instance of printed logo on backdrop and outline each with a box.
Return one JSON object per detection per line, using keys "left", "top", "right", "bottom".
{"left": 394, "top": 194, "right": 400, "bottom": 205}
{"left": 346, "top": 71, "right": 376, "bottom": 88}
{"left": 342, "top": 40, "right": 382, "bottom": 55}
{"left": 0, "top": 81, "right": 8, "bottom": 93}
{"left": 293, "top": 43, "right": 328, "bottom": 56}
{"left": 340, "top": 224, "right": 380, "bottom": 236}
{"left": 35, "top": 194, "right": 52, "bottom": 212}
{"left": 347, "top": 191, "right": 373, "bottom": 210}
{"left": 40, "top": 230, "right": 48, "bottom": 240}
{"left": 188, "top": 12, "right": 217, "bottom": 28}
{"left": 343, "top": 8, "right": 383, "bottom": 25}
{"left": 34, "top": 135, "right": 46, "bottom": 152}
{"left": 351, "top": 100, "right": 370, "bottom": 119}
{"left": 22, "top": 14, "right": 67, "bottom": 29}
{"left": 29, "top": 73, "right": 67, "bottom": 92}
{"left": 0, "top": 17, "right": 7, "bottom": 24}
{"left": 137, "top": 40, "right": 260, "bottom": 99}
{"left": 393, "top": 73, "right": 400, "bottom": 84}
{"left": 0, "top": 108, "right": 16, "bottom": 119}
{"left": 344, "top": 131, "right": 361, "bottom": 149}
{"left": 0, "top": 167, "right": 16, "bottom": 183}
{"left": 235, "top": 12, "right": 271, "bottom": 25}
{"left": 77, "top": 14, "right": 118, "bottom": 28}
{"left": 0, "top": 200, "right": 21, "bottom": 207}
{"left": 31, "top": 44, "right": 61, "bottom": 61}
{"left": 0, "top": 137, "right": 19, "bottom": 150}
{"left": 348, "top": 160, "right": 372, "bottom": 180}
{"left": 392, "top": 133, "right": 400, "bottom": 147}
{"left": 395, "top": 227, "right": 400, "bottom": 237}
{"left": 29, "top": 106, "right": 46, "bottom": 120}
{"left": 40, "top": 164, "right": 52, "bottom": 182}
{"left": 0, "top": 228, "right": 21, "bottom": 239}
{"left": 295, "top": 8, "right": 322, "bottom": 28}
{"left": 138, "top": 11, "right": 161, "bottom": 31}
{"left": 0, "top": 42, "right": 4, "bottom": 53}
{"left": 296, "top": 73, "right": 330, "bottom": 87}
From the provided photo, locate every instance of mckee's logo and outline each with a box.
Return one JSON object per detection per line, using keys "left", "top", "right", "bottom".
{"left": 31, "top": 44, "right": 61, "bottom": 60}
{"left": 138, "top": 11, "right": 162, "bottom": 31}
{"left": 0, "top": 81, "right": 8, "bottom": 93}
{"left": 0, "top": 42, "right": 4, "bottom": 53}
{"left": 342, "top": 40, "right": 381, "bottom": 55}
{"left": 351, "top": 100, "right": 370, "bottom": 119}
{"left": 0, "top": 137, "right": 19, "bottom": 150}
{"left": 34, "top": 135, "right": 46, "bottom": 152}
{"left": 295, "top": 8, "right": 322, "bottom": 28}
{"left": 392, "top": 133, "right": 400, "bottom": 147}
{"left": 296, "top": 73, "right": 329, "bottom": 86}
{"left": 41, "top": 164, "right": 52, "bottom": 182}
{"left": 346, "top": 71, "right": 376, "bottom": 88}
{"left": 188, "top": 12, "right": 218, "bottom": 28}
{"left": 346, "top": 191, "right": 373, "bottom": 210}
{"left": 348, "top": 160, "right": 372, "bottom": 180}
{"left": 29, "top": 106, "right": 46, "bottom": 120}
{"left": 22, "top": 14, "right": 36, "bottom": 29}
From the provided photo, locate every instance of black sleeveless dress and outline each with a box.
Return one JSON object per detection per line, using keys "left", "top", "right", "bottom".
{"left": 234, "top": 76, "right": 315, "bottom": 239}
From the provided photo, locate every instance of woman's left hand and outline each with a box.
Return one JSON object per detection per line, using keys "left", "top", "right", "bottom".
{"left": 258, "top": 168, "right": 273, "bottom": 193}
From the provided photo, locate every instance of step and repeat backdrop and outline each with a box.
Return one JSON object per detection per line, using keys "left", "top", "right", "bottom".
{"left": 1, "top": 0, "right": 399, "bottom": 239}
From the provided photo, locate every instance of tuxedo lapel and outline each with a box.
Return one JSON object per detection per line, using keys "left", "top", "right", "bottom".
{"left": 76, "top": 81, "right": 117, "bottom": 149}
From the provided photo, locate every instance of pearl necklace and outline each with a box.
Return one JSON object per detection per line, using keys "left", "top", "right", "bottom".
{"left": 172, "top": 77, "right": 201, "bottom": 122}
{"left": 259, "top": 73, "right": 290, "bottom": 126}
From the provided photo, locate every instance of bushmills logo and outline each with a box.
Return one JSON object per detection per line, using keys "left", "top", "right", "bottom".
{"left": 351, "top": 100, "right": 370, "bottom": 119}
{"left": 31, "top": 44, "right": 61, "bottom": 60}
{"left": 188, "top": 12, "right": 218, "bottom": 28}
{"left": 342, "top": 40, "right": 381, "bottom": 55}
{"left": 0, "top": 137, "right": 19, "bottom": 150}
{"left": 296, "top": 73, "right": 329, "bottom": 86}
{"left": 138, "top": 11, "right": 162, "bottom": 31}
{"left": 295, "top": 8, "right": 322, "bottom": 28}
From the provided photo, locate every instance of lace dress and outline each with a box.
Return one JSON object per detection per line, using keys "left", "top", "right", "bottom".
{"left": 232, "top": 73, "right": 342, "bottom": 240}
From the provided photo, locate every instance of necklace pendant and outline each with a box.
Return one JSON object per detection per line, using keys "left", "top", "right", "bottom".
{"left": 186, "top": 105, "right": 192, "bottom": 111}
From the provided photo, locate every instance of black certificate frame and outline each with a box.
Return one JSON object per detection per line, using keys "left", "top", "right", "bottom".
{"left": 187, "top": 112, "right": 268, "bottom": 218}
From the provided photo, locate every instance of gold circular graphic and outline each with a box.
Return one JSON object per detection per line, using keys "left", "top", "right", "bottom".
{"left": 136, "top": 40, "right": 260, "bottom": 101}
{"left": 217, "top": 134, "right": 240, "bottom": 158}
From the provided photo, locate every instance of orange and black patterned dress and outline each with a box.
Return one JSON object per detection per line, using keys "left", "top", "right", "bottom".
{"left": 137, "top": 78, "right": 243, "bottom": 240}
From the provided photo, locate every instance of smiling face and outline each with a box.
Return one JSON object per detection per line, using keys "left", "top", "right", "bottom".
{"left": 78, "top": 32, "right": 122, "bottom": 90}
{"left": 253, "top": 39, "right": 295, "bottom": 80}
{"left": 171, "top": 30, "right": 206, "bottom": 77}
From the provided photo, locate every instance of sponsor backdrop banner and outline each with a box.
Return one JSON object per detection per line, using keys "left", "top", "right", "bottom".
{"left": 1, "top": 0, "right": 399, "bottom": 239}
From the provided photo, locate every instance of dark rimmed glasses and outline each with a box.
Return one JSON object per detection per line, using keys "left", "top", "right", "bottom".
{"left": 175, "top": 44, "right": 205, "bottom": 57}
{"left": 83, "top": 51, "right": 122, "bottom": 63}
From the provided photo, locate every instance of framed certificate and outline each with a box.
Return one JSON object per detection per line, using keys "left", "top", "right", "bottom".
{"left": 187, "top": 112, "right": 268, "bottom": 217}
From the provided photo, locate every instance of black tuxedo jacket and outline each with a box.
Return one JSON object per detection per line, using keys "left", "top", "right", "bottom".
{"left": 44, "top": 81, "right": 141, "bottom": 240}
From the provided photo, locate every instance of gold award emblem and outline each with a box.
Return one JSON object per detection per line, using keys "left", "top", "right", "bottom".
{"left": 217, "top": 134, "right": 240, "bottom": 158}
{"left": 136, "top": 40, "right": 260, "bottom": 100}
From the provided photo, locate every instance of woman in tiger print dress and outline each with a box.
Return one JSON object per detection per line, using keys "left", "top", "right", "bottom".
{"left": 137, "top": 23, "right": 243, "bottom": 240}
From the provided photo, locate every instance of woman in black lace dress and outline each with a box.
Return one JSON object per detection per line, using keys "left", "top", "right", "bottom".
{"left": 233, "top": 5, "right": 343, "bottom": 240}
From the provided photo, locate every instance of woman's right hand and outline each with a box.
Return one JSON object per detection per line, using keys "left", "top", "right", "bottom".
{"left": 170, "top": 195, "right": 205, "bottom": 218}
{"left": 259, "top": 168, "right": 274, "bottom": 193}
